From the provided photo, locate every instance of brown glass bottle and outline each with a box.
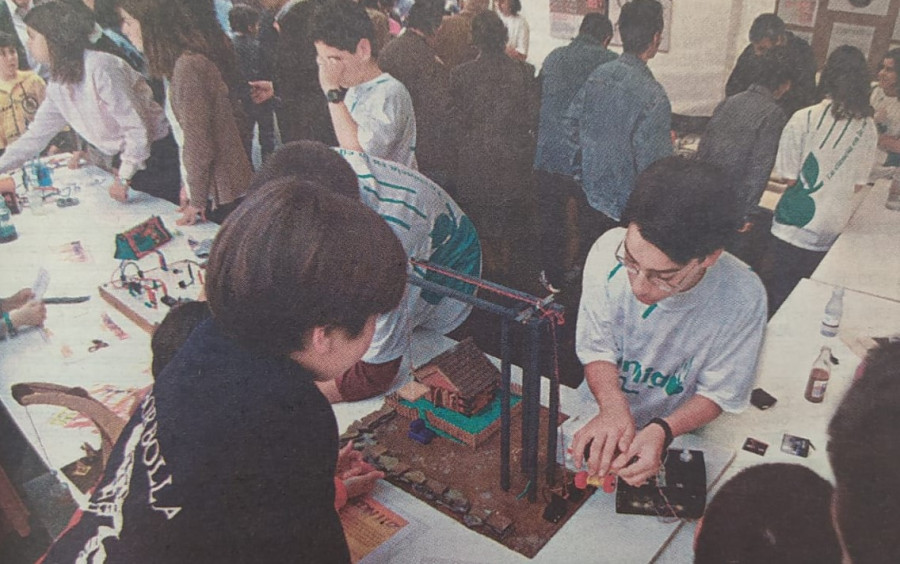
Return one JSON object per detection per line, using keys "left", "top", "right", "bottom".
{"left": 804, "top": 347, "right": 833, "bottom": 403}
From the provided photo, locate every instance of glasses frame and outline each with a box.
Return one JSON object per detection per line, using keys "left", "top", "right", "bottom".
{"left": 614, "top": 239, "right": 701, "bottom": 294}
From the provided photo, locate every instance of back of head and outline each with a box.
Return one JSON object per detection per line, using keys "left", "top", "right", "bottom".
{"left": 151, "top": 301, "right": 212, "bottom": 379}
{"left": 749, "top": 13, "right": 785, "bottom": 43}
{"left": 694, "top": 463, "right": 842, "bottom": 564}
{"left": 119, "top": 0, "right": 210, "bottom": 78}
{"left": 621, "top": 156, "right": 741, "bottom": 264}
{"left": 229, "top": 4, "right": 260, "bottom": 35}
{"left": 464, "top": 0, "right": 490, "bottom": 14}
{"left": 311, "top": 0, "right": 376, "bottom": 56}
{"left": 578, "top": 12, "right": 613, "bottom": 44}
{"left": 753, "top": 45, "right": 792, "bottom": 92}
{"left": 248, "top": 141, "right": 359, "bottom": 198}
{"left": 471, "top": 10, "right": 506, "bottom": 54}
{"left": 819, "top": 45, "right": 874, "bottom": 121}
{"left": 24, "top": 1, "right": 92, "bottom": 83}
{"left": 407, "top": 0, "right": 445, "bottom": 36}
{"left": 205, "top": 178, "right": 407, "bottom": 357}
{"left": 618, "top": 0, "right": 663, "bottom": 55}
{"left": 828, "top": 340, "right": 900, "bottom": 563}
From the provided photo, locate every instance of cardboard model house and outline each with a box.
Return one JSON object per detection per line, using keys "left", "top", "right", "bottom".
{"left": 413, "top": 338, "right": 500, "bottom": 416}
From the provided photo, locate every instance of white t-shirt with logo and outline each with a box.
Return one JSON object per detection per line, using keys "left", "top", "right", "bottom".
{"left": 338, "top": 148, "right": 482, "bottom": 367}
{"left": 345, "top": 72, "right": 418, "bottom": 169}
{"left": 772, "top": 100, "right": 877, "bottom": 252}
{"left": 572, "top": 228, "right": 767, "bottom": 428}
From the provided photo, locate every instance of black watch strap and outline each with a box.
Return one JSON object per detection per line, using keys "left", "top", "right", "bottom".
{"left": 326, "top": 87, "right": 348, "bottom": 104}
{"left": 647, "top": 417, "right": 674, "bottom": 453}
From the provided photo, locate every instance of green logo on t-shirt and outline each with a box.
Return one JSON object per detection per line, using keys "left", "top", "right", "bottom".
{"left": 416, "top": 205, "right": 482, "bottom": 305}
{"left": 619, "top": 357, "right": 691, "bottom": 397}
{"left": 775, "top": 152, "right": 822, "bottom": 228}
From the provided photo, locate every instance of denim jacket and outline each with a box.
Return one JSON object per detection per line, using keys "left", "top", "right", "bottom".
{"left": 533, "top": 34, "right": 617, "bottom": 175}
{"left": 563, "top": 53, "right": 672, "bottom": 220}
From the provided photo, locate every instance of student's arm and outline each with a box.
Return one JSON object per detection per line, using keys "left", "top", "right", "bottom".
{"left": 94, "top": 57, "right": 154, "bottom": 186}
{"left": 570, "top": 360, "right": 635, "bottom": 478}
{"left": 742, "top": 109, "right": 788, "bottom": 211}
{"left": 316, "top": 357, "right": 403, "bottom": 403}
{"left": 318, "top": 57, "right": 364, "bottom": 152}
{"left": 613, "top": 396, "right": 722, "bottom": 486}
{"left": 169, "top": 54, "right": 219, "bottom": 223}
{"left": 878, "top": 133, "right": 900, "bottom": 154}
{"left": 0, "top": 92, "right": 66, "bottom": 174}
{"left": 634, "top": 92, "right": 674, "bottom": 172}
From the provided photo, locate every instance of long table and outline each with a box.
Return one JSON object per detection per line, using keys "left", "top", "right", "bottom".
{"left": 656, "top": 277, "right": 900, "bottom": 562}
{"left": 1, "top": 159, "right": 739, "bottom": 562}
{"left": 812, "top": 179, "right": 900, "bottom": 302}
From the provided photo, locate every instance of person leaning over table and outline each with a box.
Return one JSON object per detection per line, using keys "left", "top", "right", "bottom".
{"left": 41, "top": 178, "right": 407, "bottom": 563}
{"left": 118, "top": 0, "right": 252, "bottom": 226}
{"left": 0, "top": 288, "right": 45, "bottom": 339}
{"left": 569, "top": 156, "right": 767, "bottom": 487}
{"left": 0, "top": 2, "right": 181, "bottom": 205}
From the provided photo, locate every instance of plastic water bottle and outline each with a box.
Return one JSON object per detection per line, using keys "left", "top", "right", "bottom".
{"left": 821, "top": 287, "right": 844, "bottom": 337}
{"left": 0, "top": 198, "right": 17, "bottom": 243}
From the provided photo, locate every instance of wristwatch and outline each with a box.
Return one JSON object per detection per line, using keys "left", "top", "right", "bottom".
{"left": 326, "top": 87, "right": 348, "bottom": 104}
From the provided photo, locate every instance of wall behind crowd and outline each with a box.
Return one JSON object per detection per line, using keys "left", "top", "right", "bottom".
{"left": 520, "top": 0, "right": 777, "bottom": 116}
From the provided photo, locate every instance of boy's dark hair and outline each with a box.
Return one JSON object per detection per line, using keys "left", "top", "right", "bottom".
{"left": 206, "top": 177, "right": 406, "bottom": 357}
{"left": 94, "top": 0, "right": 122, "bottom": 31}
{"left": 471, "top": 10, "right": 507, "bottom": 53}
{"left": 621, "top": 156, "right": 741, "bottom": 264}
{"left": 248, "top": 141, "right": 359, "bottom": 198}
{"left": 694, "top": 463, "right": 842, "bottom": 564}
{"left": 749, "top": 13, "right": 785, "bottom": 43}
{"left": 753, "top": 45, "right": 792, "bottom": 92}
{"left": 0, "top": 31, "right": 18, "bottom": 51}
{"left": 618, "top": 0, "right": 663, "bottom": 55}
{"left": 24, "top": 2, "right": 92, "bottom": 84}
{"left": 828, "top": 339, "right": 900, "bottom": 564}
{"left": 311, "top": 0, "right": 377, "bottom": 57}
{"left": 150, "top": 301, "right": 212, "bottom": 378}
{"left": 229, "top": 4, "right": 260, "bottom": 35}
{"left": 819, "top": 45, "right": 874, "bottom": 121}
{"left": 505, "top": 0, "right": 521, "bottom": 16}
{"left": 407, "top": 0, "right": 444, "bottom": 36}
{"left": 579, "top": 12, "right": 613, "bottom": 43}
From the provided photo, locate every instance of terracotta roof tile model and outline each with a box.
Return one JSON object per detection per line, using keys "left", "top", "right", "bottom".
{"left": 413, "top": 337, "right": 501, "bottom": 416}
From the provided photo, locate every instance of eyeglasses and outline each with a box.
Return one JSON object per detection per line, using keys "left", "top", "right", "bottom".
{"left": 614, "top": 239, "right": 701, "bottom": 294}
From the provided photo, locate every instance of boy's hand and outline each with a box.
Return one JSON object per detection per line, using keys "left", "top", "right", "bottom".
{"left": 176, "top": 204, "right": 206, "bottom": 226}
{"left": 317, "top": 56, "right": 344, "bottom": 93}
{"left": 611, "top": 424, "right": 666, "bottom": 486}
{"left": 109, "top": 179, "right": 129, "bottom": 202}
{"left": 3, "top": 288, "right": 34, "bottom": 311}
{"left": 249, "top": 80, "right": 274, "bottom": 104}
{"left": 571, "top": 402, "right": 635, "bottom": 479}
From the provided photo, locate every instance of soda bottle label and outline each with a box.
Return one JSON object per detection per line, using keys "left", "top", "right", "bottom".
{"left": 810, "top": 379, "right": 828, "bottom": 400}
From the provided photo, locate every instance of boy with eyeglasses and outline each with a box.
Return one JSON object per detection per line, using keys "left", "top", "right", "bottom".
{"left": 569, "top": 156, "right": 767, "bottom": 487}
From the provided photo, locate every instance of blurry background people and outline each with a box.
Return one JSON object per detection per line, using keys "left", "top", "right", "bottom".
{"left": 726, "top": 13, "right": 817, "bottom": 118}
{"left": 0, "top": 1, "right": 180, "bottom": 204}
{"left": 433, "top": 0, "right": 487, "bottom": 69}
{"left": 451, "top": 10, "right": 537, "bottom": 283}
{"left": 759, "top": 46, "right": 877, "bottom": 314}
{"left": 694, "top": 463, "right": 842, "bottom": 564}
{"left": 119, "top": 0, "right": 251, "bottom": 225}
{"left": 495, "top": 0, "right": 527, "bottom": 61}
{"left": 533, "top": 12, "right": 615, "bottom": 293}
{"left": 379, "top": 0, "right": 456, "bottom": 188}
{"left": 870, "top": 48, "right": 900, "bottom": 181}
{"left": 229, "top": 3, "right": 275, "bottom": 165}
{"left": 0, "top": 30, "right": 43, "bottom": 153}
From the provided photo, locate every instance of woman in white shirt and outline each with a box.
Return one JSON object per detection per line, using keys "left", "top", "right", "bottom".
{"left": 496, "top": 0, "right": 528, "bottom": 61}
{"left": 0, "top": 2, "right": 179, "bottom": 204}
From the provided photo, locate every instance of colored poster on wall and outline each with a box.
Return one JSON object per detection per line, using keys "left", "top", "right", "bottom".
{"left": 549, "top": 0, "right": 606, "bottom": 40}
{"left": 778, "top": 0, "right": 820, "bottom": 28}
